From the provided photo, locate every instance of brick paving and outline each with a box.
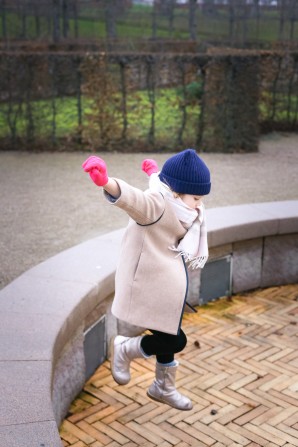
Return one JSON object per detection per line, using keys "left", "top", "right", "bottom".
{"left": 60, "top": 284, "right": 298, "bottom": 447}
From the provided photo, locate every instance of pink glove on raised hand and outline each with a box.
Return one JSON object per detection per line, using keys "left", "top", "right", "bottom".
{"left": 141, "top": 159, "right": 159, "bottom": 176}
{"left": 82, "top": 155, "right": 109, "bottom": 187}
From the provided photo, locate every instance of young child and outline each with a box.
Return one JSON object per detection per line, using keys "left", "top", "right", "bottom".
{"left": 82, "top": 149, "right": 211, "bottom": 411}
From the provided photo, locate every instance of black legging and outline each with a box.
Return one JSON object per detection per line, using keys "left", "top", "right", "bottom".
{"left": 140, "top": 329, "right": 187, "bottom": 364}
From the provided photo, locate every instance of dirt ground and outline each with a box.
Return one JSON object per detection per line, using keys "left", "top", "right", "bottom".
{"left": 0, "top": 132, "right": 297, "bottom": 289}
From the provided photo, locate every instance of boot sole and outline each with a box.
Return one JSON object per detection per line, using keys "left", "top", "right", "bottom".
{"left": 146, "top": 390, "right": 193, "bottom": 411}
{"left": 110, "top": 335, "right": 130, "bottom": 386}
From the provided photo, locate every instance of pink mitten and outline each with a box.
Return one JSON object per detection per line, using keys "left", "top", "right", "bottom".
{"left": 82, "top": 156, "right": 109, "bottom": 187}
{"left": 142, "top": 159, "right": 159, "bottom": 176}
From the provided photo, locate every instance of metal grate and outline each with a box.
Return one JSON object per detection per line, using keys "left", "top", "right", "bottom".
{"left": 199, "top": 256, "right": 232, "bottom": 305}
{"left": 84, "top": 315, "right": 106, "bottom": 380}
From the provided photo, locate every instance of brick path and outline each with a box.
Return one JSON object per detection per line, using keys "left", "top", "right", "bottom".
{"left": 60, "top": 284, "right": 298, "bottom": 447}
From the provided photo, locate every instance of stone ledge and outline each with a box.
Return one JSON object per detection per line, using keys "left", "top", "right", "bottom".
{"left": 207, "top": 200, "right": 298, "bottom": 247}
{"left": 0, "top": 229, "right": 124, "bottom": 447}
{"left": 0, "top": 201, "right": 297, "bottom": 446}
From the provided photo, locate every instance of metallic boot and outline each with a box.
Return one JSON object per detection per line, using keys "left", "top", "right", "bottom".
{"left": 147, "top": 361, "right": 193, "bottom": 410}
{"left": 111, "top": 335, "right": 147, "bottom": 385}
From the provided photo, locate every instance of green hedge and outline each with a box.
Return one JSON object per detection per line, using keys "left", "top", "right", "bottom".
{"left": 0, "top": 50, "right": 297, "bottom": 152}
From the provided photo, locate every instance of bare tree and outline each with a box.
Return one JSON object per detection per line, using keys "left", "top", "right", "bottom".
{"left": 189, "top": 0, "right": 197, "bottom": 41}
{"left": 104, "top": 0, "right": 117, "bottom": 39}
{"left": 242, "top": 0, "right": 249, "bottom": 46}
{"left": 289, "top": 0, "right": 298, "bottom": 39}
{"left": 229, "top": 0, "right": 236, "bottom": 44}
{"left": 52, "top": 0, "right": 61, "bottom": 42}
{"left": 279, "top": 0, "right": 286, "bottom": 39}
{"left": 62, "top": 0, "right": 69, "bottom": 38}
{"left": 168, "top": 0, "right": 175, "bottom": 36}
{"left": 157, "top": 0, "right": 176, "bottom": 36}
{"left": 73, "top": 0, "right": 79, "bottom": 38}
{"left": 0, "top": 0, "right": 7, "bottom": 40}
{"left": 252, "top": 0, "right": 260, "bottom": 40}
{"left": 152, "top": 0, "right": 158, "bottom": 39}
{"left": 15, "top": 0, "right": 27, "bottom": 39}
{"left": 34, "top": 1, "right": 41, "bottom": 38}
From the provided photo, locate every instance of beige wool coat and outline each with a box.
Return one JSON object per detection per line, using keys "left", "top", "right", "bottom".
{"left": 105, "top": 179, "right": 189, "bottom": 335}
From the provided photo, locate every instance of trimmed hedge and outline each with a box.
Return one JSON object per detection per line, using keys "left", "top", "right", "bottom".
{"left": 0, "top": 49, "right": 297, "bottom": 152}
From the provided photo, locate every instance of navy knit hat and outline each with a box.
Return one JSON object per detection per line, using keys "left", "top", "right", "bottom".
{"left": 159, "top": 149, "right": 211, "bottom": 195}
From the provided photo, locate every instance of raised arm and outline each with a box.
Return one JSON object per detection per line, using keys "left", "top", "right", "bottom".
{"left": 82, "top": 155, "right": 120, "bottom": 198}
{"left": 82, "top": 155, "right": 165, "bottom": 225}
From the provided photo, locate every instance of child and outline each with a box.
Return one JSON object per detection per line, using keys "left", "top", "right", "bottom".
{"left": 82, "top": 149, "right": 211, "bottom": 411}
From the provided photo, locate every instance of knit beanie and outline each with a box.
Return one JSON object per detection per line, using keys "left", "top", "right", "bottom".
{"left": 159, "top": 149, "right": 211, "bottom": 195}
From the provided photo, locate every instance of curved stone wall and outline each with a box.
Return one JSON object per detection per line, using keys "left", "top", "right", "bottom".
{"left": 0, "top": 201, "right": 297, "bottom": 447}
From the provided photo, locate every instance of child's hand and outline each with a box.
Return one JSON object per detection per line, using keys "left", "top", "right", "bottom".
{"left": 142, "top": 159, "right": 159, "bottom": 176}
{"left": 82, "top": 156, "right": 109, "bottom": 187}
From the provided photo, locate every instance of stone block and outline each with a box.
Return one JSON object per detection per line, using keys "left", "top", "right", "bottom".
{"left": 0, "top": 421, "right": 62, "bottom": 447}
{"left": 252, "top": 200, "right": 298, "bottom": 235}
{"left": 0, "top": 361, "right": 54, "bottom": 426}
{"left": 0, "top": 274, "right": 97, "bottom": 317}
{"left": 209, "top": 244, "right": 233, "bottom": 261}
{"left": 52, "top": 330, "right": 86, "bottom": 425}
{"left": 232, "top": 238, "right": 263, "bottom": 293}
{"left": 25, "top": 230, "right": 123, "bottom": 287}
{"left": 261, "top": 234, "right": 298, "bottom": 287}
{"left": 0, "top": 311, "right": 63, "bottom": 361}
{"left": 207, "top": 204, "right": 279, "bottom": 248}
{"left": 0, "top": 276, "right": 100, "bottom": 367}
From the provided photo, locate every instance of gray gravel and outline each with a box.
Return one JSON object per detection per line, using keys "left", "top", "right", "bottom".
{"left": 1, "top": 132, "right": 298, "bottom": 290}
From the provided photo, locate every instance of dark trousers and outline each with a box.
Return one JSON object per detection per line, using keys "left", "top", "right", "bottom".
{"left": 140, "top": 329, "right": 187, "bottom": 364}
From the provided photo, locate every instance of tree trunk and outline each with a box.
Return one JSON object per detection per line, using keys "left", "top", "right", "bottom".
{"left": 52, "top": 0, "right": 60, "bottom": 43}
{"left": 290, "top": 18, "right": 295, "bottom": 40}
{"left": 242, "top": 3, "right": 248, "bottom": 46}
{"left": 73, "top": 0, "right": 79, "bottom": 38}
{"left": 151, "top": 0, "right": 158, "bottom": 39}
{"left": 252, "top": 0, "right": 260, "bottom": 40}
{"left": 168, "top": 0, "right": 175, "bottom": 36}
{"left": 105, "top": 0, "right": 117, "bottom": 39}
{"left": 21, "top": 9, "right": 27, "bottom": 39}
{"left": 289, "top": 0, "right": 297, "bottom": 40}
{"left": 17, "top": 0, "right": 27, "bottom": 39}
{"left": 62, "top": 0, "right": 69, "bottom": 38}
{"left": 279, "top": 0, "right": 286, "bottom": 40}
{"left": 1, "top": 0, "right": 7, "bottom": 40}
{"left": 35, "top": 3, "right": 41, "bottom": 38}
{"left": 189, "top": 0, "right": 197, "bottom": 41}
{"left": 229, "top": 0, "right": 236, "bottom": 45}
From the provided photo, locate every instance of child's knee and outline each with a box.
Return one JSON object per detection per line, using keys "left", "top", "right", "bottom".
{"left": 174, "top": 331, "right": 187, "bottom": 353}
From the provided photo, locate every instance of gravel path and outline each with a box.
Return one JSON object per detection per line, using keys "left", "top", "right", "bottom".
{"left": 1, "top": 132, "right": 297, "bottom": 289}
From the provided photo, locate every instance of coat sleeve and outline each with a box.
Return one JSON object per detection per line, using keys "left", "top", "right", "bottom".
{"left": 103, "top": 178, "right": 165, "bottom": 226}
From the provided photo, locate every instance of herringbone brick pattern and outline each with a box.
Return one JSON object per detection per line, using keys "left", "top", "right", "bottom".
{"left": 60, "top": 284, "right": 298, "bottom": 447}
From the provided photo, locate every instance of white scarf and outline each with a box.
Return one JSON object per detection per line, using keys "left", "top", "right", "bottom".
{"left": 149, "top": 173, "right": 209, "bottom": 269}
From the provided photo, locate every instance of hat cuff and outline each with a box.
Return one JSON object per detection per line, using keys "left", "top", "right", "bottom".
{"left": 160, "top": 174, "right": 211, "bottom": 195}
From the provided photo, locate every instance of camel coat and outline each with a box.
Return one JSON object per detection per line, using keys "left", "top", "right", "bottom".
{"left": 105, "top": 179, "right": 189, "bottom": 335}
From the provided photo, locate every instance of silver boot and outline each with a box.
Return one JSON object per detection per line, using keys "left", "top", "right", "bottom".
{"left": 111, "top": 335, "right": 147, "bottom": 385}
{"left": 147, "top": 361, "right": 193, "bottom": 410}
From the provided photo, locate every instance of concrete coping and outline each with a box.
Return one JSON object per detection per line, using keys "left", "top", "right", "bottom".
{"left": 0, "top": 200, "right": 297, "bottom": 446}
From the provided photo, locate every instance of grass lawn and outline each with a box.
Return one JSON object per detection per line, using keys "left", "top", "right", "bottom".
{"left": 0, "top": 87, "right": 201, "bottom": 147}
